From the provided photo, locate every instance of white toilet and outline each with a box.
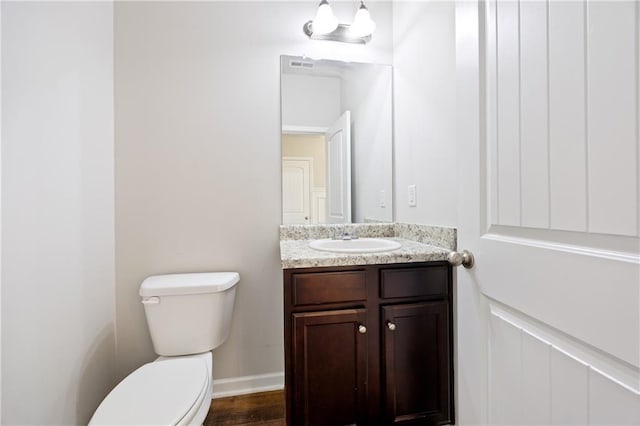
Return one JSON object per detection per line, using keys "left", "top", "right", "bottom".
{"left": 90, "top": 272, "right": 239, "bottom": 426}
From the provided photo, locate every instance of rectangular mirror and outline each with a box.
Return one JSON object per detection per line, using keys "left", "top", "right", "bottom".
{"left": 280, "top": 55, "right": 393, "bottom": 225}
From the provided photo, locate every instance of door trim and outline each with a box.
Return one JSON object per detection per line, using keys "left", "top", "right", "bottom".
{"left": 282, "top": 125, "right": 328, "bottom": 135}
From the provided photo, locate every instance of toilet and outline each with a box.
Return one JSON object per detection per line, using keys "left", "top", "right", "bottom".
{"left": 90, "top": 272, "right": 239, "bottom": 426}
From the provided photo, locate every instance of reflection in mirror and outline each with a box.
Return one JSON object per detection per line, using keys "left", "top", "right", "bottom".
{"left": 281, "top": 55, "right": 393, "bottom": 225}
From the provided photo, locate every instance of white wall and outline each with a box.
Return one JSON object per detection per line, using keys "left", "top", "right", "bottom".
{"left": 393, "top": 1, "right": 457, "bottom": 226}
{"left": 342, "top": 64, "right": 393, "bottom": 222}
{"left": 114, "top": 1, "right": 392, "bottom": 387}
{"left": 2, "top": 2, "right": 115, "bottom": 424}
{"left": 281, "top": 73, "right": 341, "bottom": 128}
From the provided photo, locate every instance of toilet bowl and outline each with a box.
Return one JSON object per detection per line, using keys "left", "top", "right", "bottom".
{"left": 90, "top": 272, "right": 239, "bottom": 426}
{"left": 90, "top": 352, "right": 212, "bottom": 425}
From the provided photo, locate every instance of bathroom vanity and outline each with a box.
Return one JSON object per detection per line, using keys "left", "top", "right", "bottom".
{"left": 280, "top": 224, "right": 456, "bottom": 425}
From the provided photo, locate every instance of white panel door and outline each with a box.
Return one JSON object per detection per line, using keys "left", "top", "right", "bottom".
{"left": 456, "top": 1, "right": 640, "bottom": 424}
{"left": 282, "top": 158, "right": 311, "bottom": 225}
{"left": 312, "top": 188, "right": 327, "bottom": 224}
{"left": 326, "top": 111, "right": 351, "bottom": 224}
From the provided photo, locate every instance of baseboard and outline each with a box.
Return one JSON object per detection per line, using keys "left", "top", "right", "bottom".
{"left": 211, "top": 371, "right": 284, "bottom": 399}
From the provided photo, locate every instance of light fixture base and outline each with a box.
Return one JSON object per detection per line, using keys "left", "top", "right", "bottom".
{"left": 303, "top": 21, "right": 372, "bottom": 44}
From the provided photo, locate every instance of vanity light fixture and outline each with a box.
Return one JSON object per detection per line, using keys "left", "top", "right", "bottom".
{"left": 310, "top": 0, "right": 339, "bottom": 35}
{"left": 349, "top": 1, "right": 376, "bottom": 38}
{"left": 303, "top": 0, "right": 375, "bottom": 44}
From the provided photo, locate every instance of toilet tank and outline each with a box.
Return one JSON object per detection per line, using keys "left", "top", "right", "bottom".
{"left": 140, "top": 272, "right": 239, "bottom": 357}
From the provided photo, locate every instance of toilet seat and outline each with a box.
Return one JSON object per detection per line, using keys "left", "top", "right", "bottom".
{"left": 89, "top": 358, "right": 209, "bottom": 426}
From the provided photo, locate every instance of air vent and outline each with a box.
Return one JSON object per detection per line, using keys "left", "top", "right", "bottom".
{"left": 289, "top": 60, "right": 314, "bottom": 70}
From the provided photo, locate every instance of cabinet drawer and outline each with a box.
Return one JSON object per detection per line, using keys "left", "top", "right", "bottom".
{"left": 380, "top": 266, "right": 448, "bottom": 299}
{"left": 292, "top": 271, "right": 367, "bottom": 306}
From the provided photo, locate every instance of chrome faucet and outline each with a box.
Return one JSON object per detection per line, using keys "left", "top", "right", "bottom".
{"left": 333, "top": 229, "right": 359, "bottom": 240}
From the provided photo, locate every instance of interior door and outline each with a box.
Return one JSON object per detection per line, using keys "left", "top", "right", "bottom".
{"left": 456, "top": 1, "right": 640, "bottom": 424}
{"left": 282, "top": 157, "right": 311, "bottom": 224}
{"left": 326, "top": 111, "right": 352, "bottom": 224}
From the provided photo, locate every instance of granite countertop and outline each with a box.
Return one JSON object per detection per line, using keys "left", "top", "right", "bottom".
{"left": 280, "top": 237, "right": 450, "bottom": 269}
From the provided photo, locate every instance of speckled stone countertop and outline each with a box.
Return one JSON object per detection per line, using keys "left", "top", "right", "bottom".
{"left": 280, "top": 223, "right": 455, "bottom": 269}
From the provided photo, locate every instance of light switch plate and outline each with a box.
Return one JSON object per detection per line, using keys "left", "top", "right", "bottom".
{"left": 379, "top": 190, "right": 386, "bottom": 208}
{"left": 408, "top": 185, "right": 417, "bottom": 207}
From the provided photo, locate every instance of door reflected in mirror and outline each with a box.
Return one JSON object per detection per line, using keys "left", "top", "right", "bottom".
{"left": 281, "top": 55, "right": 393, "bottom": 225}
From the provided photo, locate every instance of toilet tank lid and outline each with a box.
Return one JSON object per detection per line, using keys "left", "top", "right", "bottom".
{"left": 140, "top": 272, "right": 240, "bottom": 297}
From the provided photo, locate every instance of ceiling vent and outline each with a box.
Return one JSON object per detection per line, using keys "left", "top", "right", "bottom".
{"left": 289, "top": 60, "right": 314, "bottom": 70}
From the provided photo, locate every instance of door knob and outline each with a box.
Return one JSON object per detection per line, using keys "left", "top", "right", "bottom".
{"left": 358, "top": 324, "right": 367, "bottom": 334}
{"left": 386, "top": 321, "right": 396, "bottom": 331}
{"left": 448, "top": 249, "right": 475, "bottom": 269}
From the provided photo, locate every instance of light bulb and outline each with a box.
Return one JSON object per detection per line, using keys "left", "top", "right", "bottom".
{"left": 312, "top": 0, "right": 339, "bottom": 35}
{"left": 350, "top": 1, "right": 376, "bottom": 37}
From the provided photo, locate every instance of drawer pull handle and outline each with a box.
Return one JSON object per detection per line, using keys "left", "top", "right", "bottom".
{"left": 358, "top": 325, "right": 367, "bottom": 334}
{"left": 386, "top": 321, "right": 396, "bottom": 331}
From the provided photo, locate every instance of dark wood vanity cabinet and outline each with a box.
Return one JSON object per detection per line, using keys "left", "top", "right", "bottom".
{"left": 284, "top": 262, "right": 454, "bottom": 426}
{"left": 292, "top": 309, "right": 368, "bottom": 425}
{"left": 382, "top": 302, "right": 451, "bottom": 424}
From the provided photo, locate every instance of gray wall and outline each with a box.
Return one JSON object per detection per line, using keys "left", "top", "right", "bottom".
{"left": 0, "top": 2, "right": 458, "bottom": 422}
{"left": 114, "top": 1, "right": 393, "bottom": 383}
{"left": 342, "top": 64, "right": 394, "bottom": 223}
{"left": 393, "top": 1, "right": 458, "bottom": 226}
{"left": 281, "top": 73, "right": 342, "bottom": 128}
{"left": 2, "top": 2, "right": 116, "bottom": 424}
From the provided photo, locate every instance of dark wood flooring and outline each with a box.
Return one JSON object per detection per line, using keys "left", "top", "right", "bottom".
{"left": 204, "top": 390, "right": 286, "bottom": 426}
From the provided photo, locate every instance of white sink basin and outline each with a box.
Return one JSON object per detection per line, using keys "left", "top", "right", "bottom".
{"left": 309, "top": 238, "right": 402, "bottom": 254}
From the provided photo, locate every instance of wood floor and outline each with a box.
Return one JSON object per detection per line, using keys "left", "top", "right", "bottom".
{"left": 204, "top": 390, "right": 286, "bottom": 426}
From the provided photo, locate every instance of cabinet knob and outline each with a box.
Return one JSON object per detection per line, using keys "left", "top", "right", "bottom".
{"left": 386, "top": 321, "right": 396, "bottom": 331}
{"left": 358, "top": 324, "right": 367, "bottom": 334}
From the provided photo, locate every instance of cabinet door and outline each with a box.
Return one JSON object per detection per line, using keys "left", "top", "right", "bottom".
{"left": 382, "top": 302, "right": 451, "bottom": 424}
{"left": 292, "top": 309, "right": 368, "bottom": 426}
